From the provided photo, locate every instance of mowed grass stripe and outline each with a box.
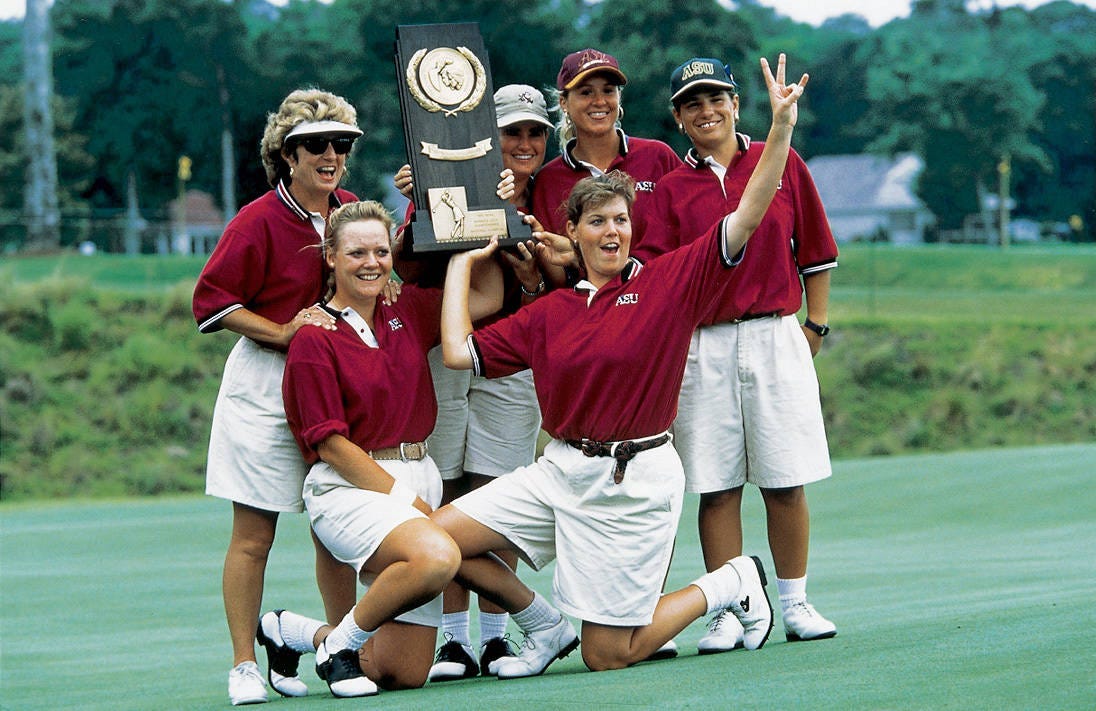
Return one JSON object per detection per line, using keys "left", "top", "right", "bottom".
{"left": 2, "top": 444, "right": 1093, "bottom": 710}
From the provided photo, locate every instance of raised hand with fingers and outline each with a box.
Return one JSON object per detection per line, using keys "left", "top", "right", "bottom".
{"left": 499, "top": 240, "right": 545, "bottom": 298}
{"left": 759, "top": 53, "right": 808, "bottom": 129}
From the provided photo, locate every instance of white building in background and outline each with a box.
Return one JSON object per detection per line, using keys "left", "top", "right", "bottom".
{"left": 807, "top": 152, "right": 935, "bottom": 244}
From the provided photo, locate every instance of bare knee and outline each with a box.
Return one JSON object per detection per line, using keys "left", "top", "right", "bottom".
{"left": 699, "top": 487, "right": 743, "bottom": 512}
{"left": 580, "top": 643, "right": 631, "bottom": 672}
{"left": 228, "top": 507, "right": 277, "bottom": 561}
{"left": 760, "top": 485, "right": 805, "bottom": 508}
{"left": 370, "top": 665, "right": 428, "bottom": 691}
{"left": 408, "top": 532, "right": 461, "bottom": 593}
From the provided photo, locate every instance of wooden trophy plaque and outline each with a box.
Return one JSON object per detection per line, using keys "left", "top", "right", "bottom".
{"left": 395, "top": 23, "right": 531, "bottom": 253}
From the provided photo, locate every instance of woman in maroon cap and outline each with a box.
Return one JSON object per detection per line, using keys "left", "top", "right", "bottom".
{"left": 530, "top": 48, "right": 682, "bottom": 242}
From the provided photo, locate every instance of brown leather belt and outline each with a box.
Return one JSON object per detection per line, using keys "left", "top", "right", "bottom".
{"left": 729, "top": 311, "right": 781, "bottom": 324}
{"left": 368, "top": 441, "right": 428, "bottom": 461}
{"left": 565, "top": 434, "right": 671, "bottom": 484}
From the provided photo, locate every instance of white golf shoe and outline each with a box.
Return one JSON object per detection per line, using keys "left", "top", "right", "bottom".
{"left": 228, "top": 661, "right": 268, "bottom": 706}
{"left": 495, "top": 616, "right": 579, "bottom": 679}
{"left": 315, "top": 640, "right": 378, "bottom": 698}
{"left": 783, "top": 600, "right": 837, "bottom": 641}
{"left": 697, "top": 609, "right": 745, "bottom": 654}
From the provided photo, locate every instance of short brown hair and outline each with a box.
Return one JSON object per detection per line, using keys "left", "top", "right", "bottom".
{"left": 565, "top": 170, "right": 636, "bottom": 226}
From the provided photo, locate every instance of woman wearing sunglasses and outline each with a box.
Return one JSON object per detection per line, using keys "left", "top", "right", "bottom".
{"left": 193, "top": 88, "right": 362, "bottom": 706}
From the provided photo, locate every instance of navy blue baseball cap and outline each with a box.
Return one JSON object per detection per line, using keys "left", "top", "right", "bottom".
{"left": 670, "top": 58, "right": 738, "bottom": 103}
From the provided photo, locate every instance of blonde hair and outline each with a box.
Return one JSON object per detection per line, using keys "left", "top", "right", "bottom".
{"left": 321, "top": 200, "right": 393, "bottom": 302}
{"left": 260, "top": 88, "right": 359, "bottom": 187}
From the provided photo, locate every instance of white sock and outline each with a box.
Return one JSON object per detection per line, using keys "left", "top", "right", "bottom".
{"left": 323, "top": 610, "right": 373, "bottom": 653}
{"left": 692, "top": 563, "right": 743, "bottom": 616}
{"left": 778, "top": 576, "right": 808, "bottom": 611}
{"left": 511, "top": 592, "right": 560, "bottom": 633}
{"left": 275, "top": 609, "right": 323, "bottom": 654}
{"left": 479, "top": 612, "right": 509, "bottom": 643}
{"left": 442, "top": 611, "right": 472, "bottom": 647}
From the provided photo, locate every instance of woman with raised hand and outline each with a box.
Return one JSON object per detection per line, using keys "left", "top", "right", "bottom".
{"left": 433, "top": 54, "right": 808, "bottom": 677}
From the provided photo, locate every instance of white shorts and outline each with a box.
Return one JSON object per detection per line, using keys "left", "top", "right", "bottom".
{"left": 452, "top": 438, "right": 683, "bottom": 627}
{"left": 674, "top": 315, "right": 832, "bottom": 494}
{"left": 205, "top": 337, "right": 308, "bottom": 513}
{"left": 426, "top": 345, "right": 541, "bottom": 480}
{"left": 303, "top": 457, "right": 444, "bottom": 627}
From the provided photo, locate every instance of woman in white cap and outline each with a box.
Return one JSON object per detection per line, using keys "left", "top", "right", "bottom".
{"left": 392, "top": 85, "right": 560, "bottom": 681}
{"left": 192, "top": 88, "right": 362, "bottom": 706}
{"left": 530, "top": 48, "right": 682, "bottom": 240}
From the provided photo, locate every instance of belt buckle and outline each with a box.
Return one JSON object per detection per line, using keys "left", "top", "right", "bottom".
{"left": 399, "top": 442, "right": 420, "bottom": 462}
{"left": 580, "top": 439, "right": 601, "bottom": 457}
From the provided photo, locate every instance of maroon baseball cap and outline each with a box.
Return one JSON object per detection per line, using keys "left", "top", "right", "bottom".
{"left": 556, "top": 48, "right": 628, "bottom": 91}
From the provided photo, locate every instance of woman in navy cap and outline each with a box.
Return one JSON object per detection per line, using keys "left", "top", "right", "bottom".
{"left": 632, "top": 57, "right": 839, "bottom": 655}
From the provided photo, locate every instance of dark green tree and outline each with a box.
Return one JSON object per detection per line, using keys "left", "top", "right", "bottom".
{"left": 1016, "top": 2, "right": 1096, "bottom": 239}
{"left": 582, "top": 0, "right": 754, "bottom": 155}
{"left": 856, "top": 8, "right": 1046, "bottom": 230}
{"left": 52, "top": 0, "right": 255, "bottom": 217}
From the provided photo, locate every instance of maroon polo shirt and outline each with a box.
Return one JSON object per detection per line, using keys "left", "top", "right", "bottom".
{"left": 633, "top": 136, "right": 837, "bottom": 324}
{"left": 192, "top": 181, "right": 356, "bottom": 349}
{"left": 530, "top": 129, "right": 681, "bottom": 235}
{"left": 470, "top": 221, "right": 745, "bottom": 443}
{"left": 282, "top": 285, "right": 442, "bottom": 463}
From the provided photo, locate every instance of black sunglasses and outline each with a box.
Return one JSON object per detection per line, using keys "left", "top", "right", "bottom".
{"left": 294, "top": 135, "right": 356, "bottom": 155}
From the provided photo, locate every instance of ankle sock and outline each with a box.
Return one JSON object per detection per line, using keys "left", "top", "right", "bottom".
{"left": 479, "top": 612, "right": 509, "bottom": 643}
{"left": 324, "top": 610, "right": 372, "bottom": 653}
{"left": 441, "top": 611, "right": 472, "bottom": 648}
{"left": 511, "top": 592, "right": 560, "bottom": 633}
{"left": 275, "top": 609, "right": 323, "bottom": 654}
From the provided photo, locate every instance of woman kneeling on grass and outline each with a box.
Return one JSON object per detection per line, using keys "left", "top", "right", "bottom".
{"left": 254, "top": 200, "right": 502, "bottom": 697}
{"left": 431, "top": 54, "right": 808, "bottom": 676}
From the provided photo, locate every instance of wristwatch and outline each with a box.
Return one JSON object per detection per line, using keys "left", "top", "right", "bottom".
{"left": 803, "top": 318, "right": 830, "bottom": 337}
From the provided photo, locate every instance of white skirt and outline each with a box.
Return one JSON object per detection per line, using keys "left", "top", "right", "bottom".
{"left": 304, "top": 457, "right": 444, "bottom": 627}
{"left": 205, "top": 337, "right": 309, "bottom": 513}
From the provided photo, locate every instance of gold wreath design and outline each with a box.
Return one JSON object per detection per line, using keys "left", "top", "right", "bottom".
{"left": 406, "top": 46, "right": 486, "bottom": 117}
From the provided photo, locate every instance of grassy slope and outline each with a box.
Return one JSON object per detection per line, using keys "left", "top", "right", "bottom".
{"left": 2, "top": 444, "right": 1093, "bottom": 709}
{"left": 1, "top": 244, "right": 1094, "bottom": 499}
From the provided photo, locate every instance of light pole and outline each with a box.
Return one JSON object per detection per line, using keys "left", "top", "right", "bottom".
{"left": 997, "top": 154, "right": 1010, "bottom": 249}
{"left": 176, "top": 155, "right": 192, "bottom": 254}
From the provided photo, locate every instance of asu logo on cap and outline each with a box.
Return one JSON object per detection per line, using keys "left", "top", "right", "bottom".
{"left": 681, "top": 61, "right": 716, "bottom": 82}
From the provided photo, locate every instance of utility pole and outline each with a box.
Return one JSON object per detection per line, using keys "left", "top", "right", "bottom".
{"left": 23, "top": 0, "right": 61, "bottom": 252}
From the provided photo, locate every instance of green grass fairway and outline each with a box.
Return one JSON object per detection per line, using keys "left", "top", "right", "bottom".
{"left": 2, "top": 444, "right": 1094, "bottom": 710}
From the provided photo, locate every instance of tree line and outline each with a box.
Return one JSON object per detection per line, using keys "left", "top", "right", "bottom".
{"left": 2, "top": 0, "right": 1094, "bottom": 250}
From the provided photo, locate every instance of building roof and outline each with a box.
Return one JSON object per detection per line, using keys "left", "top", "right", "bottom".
{"left": 806, "top": 153, "right": 927, "bottom": 212}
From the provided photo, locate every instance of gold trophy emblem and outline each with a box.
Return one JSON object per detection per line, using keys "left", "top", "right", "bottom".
{"left": 407, "top": 47, "right": 486, "bottom": 117}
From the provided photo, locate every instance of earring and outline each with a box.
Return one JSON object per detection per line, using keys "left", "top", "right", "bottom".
{"left": 289, "top": 166, "right": 294, "bottom": 177}
{"left": 677, "top": 123, "right": 685, "bottom": 133}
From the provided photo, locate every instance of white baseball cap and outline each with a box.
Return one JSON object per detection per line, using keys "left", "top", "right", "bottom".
{"left": 493, "top": 85, "right": 554, "bottom": 129}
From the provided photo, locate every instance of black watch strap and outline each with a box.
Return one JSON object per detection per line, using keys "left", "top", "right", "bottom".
{"left": 803, "top": 318, "right": 830, "bottom": 337}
